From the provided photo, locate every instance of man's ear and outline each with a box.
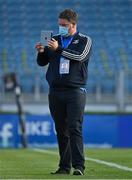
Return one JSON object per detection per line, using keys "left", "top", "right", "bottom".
{"left": 72, "top": 23, "right": 76, "bottom": 28}
{"left": 70, "top": 24, "right": 73, "bottom": 29}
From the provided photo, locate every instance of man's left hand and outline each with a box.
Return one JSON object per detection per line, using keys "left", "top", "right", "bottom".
{"left": 48, "top": 38, "right": 58, "bottom": 50}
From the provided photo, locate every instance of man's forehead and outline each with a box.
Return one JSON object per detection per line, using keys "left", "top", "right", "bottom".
{"left": 58, "top": 18, "right": 70, "bottom": 26}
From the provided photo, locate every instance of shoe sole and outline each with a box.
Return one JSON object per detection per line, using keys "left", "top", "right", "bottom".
{"left": 73, "top": 169, "right": 84, "bottom": 175}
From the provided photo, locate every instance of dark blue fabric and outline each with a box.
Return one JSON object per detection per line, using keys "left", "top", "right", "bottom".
{"left": 61, "top": 36, "right": 73, "bottom": 48}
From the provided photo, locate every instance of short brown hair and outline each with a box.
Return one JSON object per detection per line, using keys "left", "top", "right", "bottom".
{"left": 59, "top": 9, "right": 78, "bottom": 24}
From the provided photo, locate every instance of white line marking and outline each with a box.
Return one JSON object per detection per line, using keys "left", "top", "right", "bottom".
{"left": 33, "top": 148, "right": 132, "bottom": 172}
{"left": 85, "top": 157, "right": 132, "bottom": 172}
{"left": 33, "top": 148, "right": 58, "bottom": 155}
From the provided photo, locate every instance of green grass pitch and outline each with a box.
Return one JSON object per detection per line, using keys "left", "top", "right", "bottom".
{"left": 0, "top": 148, "right": 132, "bottom": 179}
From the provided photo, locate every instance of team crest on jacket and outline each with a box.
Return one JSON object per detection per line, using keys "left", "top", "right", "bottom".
{"left": 72, "top": 39, "right": 79, "bottom": 44}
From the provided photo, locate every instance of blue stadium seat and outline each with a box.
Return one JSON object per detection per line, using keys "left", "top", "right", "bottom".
{"left": 0, "top": 0, "right": 132, "bottom": 93}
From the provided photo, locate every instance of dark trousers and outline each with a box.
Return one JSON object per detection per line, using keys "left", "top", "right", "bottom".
{"left": 48, "top": 88, "right": 86, "bottom": 171}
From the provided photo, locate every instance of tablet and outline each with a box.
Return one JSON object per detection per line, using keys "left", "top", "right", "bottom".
{"left": 40, "top": 30, "right": 53, "bottom": 46}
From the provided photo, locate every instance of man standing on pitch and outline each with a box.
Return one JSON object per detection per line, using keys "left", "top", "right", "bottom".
{"left": 35, "top": 9, "right": 92, "bottom": 175}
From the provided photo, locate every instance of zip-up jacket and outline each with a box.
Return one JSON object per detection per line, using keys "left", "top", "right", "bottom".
{"left": 37, "top": 32, "right": 92, "bottom": 89}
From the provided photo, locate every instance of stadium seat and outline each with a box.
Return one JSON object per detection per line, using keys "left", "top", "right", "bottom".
{"left": 0, "top": 0, "right": 132, "bottom": 94}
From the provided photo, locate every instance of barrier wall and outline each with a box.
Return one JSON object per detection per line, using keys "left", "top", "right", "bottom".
{"left": 0, "top": 114, "right": 132, "bottom": 148}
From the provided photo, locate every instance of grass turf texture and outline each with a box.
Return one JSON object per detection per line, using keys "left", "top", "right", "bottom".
{"left": 0, "top": 149, "right": 132, "bottom": 179}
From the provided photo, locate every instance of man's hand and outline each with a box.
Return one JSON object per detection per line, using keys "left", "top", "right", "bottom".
{"left": 48, "top": 38, "right": 58, "bottom": 51}
{"left": 35, "top": 43, "right": 44, "bottom": 53}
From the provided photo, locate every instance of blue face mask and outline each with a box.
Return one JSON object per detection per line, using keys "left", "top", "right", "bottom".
{"left": 59, "top": 26, "right": 69, "bottom": 36}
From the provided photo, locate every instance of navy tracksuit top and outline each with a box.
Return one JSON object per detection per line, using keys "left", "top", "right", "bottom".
{"left": 37, "top": 32, "right": 92, "bottom": 89}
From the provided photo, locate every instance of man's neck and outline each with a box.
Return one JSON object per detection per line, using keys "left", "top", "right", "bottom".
{"left": 70, "top": 29, "right": 77, "bottom": 36}
{"left": 61, "top": 29, "right": 77, "bottom": 39}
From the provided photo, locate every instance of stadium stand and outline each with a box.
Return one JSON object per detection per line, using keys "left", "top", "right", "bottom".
{"left": 0, "top": 0, "right": 132, "bottom": 94}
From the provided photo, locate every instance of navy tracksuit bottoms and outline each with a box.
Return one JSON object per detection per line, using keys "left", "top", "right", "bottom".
{"left": 48, "top": 88, "right": 86, "bottom": 171}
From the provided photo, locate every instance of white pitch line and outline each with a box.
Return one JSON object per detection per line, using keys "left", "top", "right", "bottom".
{"left": 33, "top": 148, "right": 58, "bottom": 155}
{"left": 33, "top": 148, "right": 132, "bottom": 172}
{"left": 85, "top": 157, "right": 132, "bottom": 172}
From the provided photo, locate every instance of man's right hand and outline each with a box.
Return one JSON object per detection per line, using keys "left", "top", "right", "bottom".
{"left": 35, "top": 43, "right": 44, "bottom": 53}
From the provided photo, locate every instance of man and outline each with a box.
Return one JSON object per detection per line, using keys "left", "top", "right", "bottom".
{"left": 35, "top": 9, "right": 92, "bottom": 176}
